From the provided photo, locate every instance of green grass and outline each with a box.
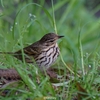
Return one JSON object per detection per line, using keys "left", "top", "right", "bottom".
{"left": 0, "top": 0, "right": 100, "bottom": 100}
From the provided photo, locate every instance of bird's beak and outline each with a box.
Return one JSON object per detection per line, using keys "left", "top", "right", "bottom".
{"left": 58, "top": 35, "right": 64, "bottom": 39}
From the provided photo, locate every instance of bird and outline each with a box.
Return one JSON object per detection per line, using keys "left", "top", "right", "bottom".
{"left": 0, "top": 33, "right": 64, "bottom": 71}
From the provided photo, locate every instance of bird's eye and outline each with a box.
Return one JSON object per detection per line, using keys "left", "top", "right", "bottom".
{"left": 47, "top": 39, "right": 55, "bottom": 43}
{"left": 49, "top": 40, "right": 53, "bottom": 42}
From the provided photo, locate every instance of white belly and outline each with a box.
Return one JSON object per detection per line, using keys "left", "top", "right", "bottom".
{"left": 36, "top": 43, "right": 59, "bottom": 70}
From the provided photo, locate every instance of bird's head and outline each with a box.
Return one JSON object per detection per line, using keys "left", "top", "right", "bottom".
{"left": 40, "top": 33, "right": 64, "bottom": 46}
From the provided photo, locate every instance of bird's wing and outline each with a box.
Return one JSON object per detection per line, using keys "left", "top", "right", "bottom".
{"left": 23, "top": 45, "right": 41, "bottom": 56}
{"left": 13, "top": 42, "right": 44, "bottom": 63}
{"left": 15, "top": 41, "right": 41, "bottom": 55}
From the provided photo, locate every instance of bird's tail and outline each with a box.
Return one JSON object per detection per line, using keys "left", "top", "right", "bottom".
{"left": 0, "top": 52, "right": 14, "bottom": 55}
